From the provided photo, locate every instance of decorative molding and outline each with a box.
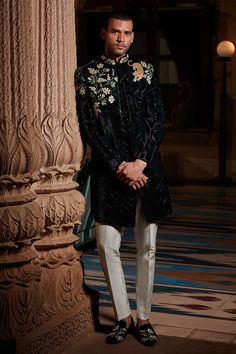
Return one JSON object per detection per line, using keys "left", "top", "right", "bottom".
{"left": 36, "top": 165, "right": 80, "bottom": 193}
{"left": 33, "top": 249, "right": 84, "bottom": 323}
{"left": 0, "top": 260, "right": 41, "bottom": 340}
{"left": 39, "top": 0, "right": 84, "bottom": 167}
{"left": 34, "top": 164, "right": 85, "bottom": 241}
{"left": 0, "top": 173, "right": 44, "bottom": 259}
{"left": 0, "top": 174, "right": 39, "bottom": 206}
{"left": 0, "top": 172, "right": 43, "bottom": 341}
{"left": 0, "top": 0, "right": 45, "bottom": 176}
{"left": 17, "top": 306, "right": 94, "bottom": 354}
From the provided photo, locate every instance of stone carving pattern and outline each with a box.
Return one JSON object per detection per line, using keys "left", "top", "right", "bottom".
{"left": 0, "top": 0, "right": 46, "bottom": 332}
{"left": 0, "top": 260, "right": 41, "bottom": 340}
{"left": 34, "top": 248, "right": 84, "bottom": 323}
{"left": 0, "top": 175, "right": 44, "bottom": 253}
{"left": 40, "top": 0, "right": 83, "bottom": 168}
{"left": 32, "top": 0, "right": 92, "bottom": 348}
{"left": 35, "top": 166, "right": 85, "bottom": 236}
{"left": 0, "top": 0, "right": 45, "bottom": 176}
{"left": 33, "top": 0, "right": 90, "bottom": 344}
{"left": 0, "top": 0, "right": 45, "bottom": 247}
{"left": 33, "top": 169, "right": 87, "bottom": 334}
{"left": 0, "top": 179, "right": 45, "bottom": 342}
{"left": 18, "top": 306, "right": 94, "bottom": 354}
{"left": 0, "top": 0, "right": 93, "bottom": 349}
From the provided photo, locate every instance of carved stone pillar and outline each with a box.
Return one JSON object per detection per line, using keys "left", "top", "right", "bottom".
{"left": 0, "top": 1, "right": 96, "bottom": 353}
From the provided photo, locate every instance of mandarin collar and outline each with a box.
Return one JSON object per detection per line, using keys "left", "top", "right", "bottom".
{"left": 100, "top": 54, "right": 129, "bottom": 65}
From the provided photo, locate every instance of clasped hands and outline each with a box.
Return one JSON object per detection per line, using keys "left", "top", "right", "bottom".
{"left": 116, "top": 159, "right": 148, "bottom": 190}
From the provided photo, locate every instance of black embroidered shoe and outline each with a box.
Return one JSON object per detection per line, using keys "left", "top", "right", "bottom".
{"left": 135, "top": 323, "right": 158, "bottom": 346}
{"left": 105, "top": 318, "right": 135, "bottom": 344}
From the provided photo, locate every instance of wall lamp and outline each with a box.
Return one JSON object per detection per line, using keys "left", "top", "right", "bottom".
{"left": 216, "top": 40, "right": 235, "bottom": 184}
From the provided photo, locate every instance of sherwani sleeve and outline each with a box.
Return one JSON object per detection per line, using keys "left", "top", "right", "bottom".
{"left": 136, "top": 67, "right": 167, "bottom": 164}
{"left": 75, "top": 68, "right": 123, "bottom": 172}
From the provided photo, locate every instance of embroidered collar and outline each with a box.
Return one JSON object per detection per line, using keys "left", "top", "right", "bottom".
{"left": 101, "top": 54, "right": 129, "bottom": 65}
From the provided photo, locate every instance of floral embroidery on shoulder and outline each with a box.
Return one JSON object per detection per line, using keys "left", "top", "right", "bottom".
{"left": 97, "top": 63, "right": 104, "bottom": 69}
{"left": 88, "top": 67, "right": 98, "bottom": 75}
{"left": 85, "top": 61, "right": 118, "bottom": 117}
{"left": 140, "top": 61, "right": 154, "bottom": 84}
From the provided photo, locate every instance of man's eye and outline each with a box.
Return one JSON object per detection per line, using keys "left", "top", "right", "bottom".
{"left": 125, "top": 32, "right": 131, "bottom": 36}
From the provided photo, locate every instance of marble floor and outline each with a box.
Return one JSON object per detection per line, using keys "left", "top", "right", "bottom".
{"left": 81, "top": 184, "right": 236, "bottom": 345}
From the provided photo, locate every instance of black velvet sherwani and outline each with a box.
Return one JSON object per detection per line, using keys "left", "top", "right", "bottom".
{"left": 75, "top": 54, "right": 172, "bottom": 227}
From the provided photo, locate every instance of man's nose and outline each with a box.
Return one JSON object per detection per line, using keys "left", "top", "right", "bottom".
{"left": 117, "top": 32, "right": 125, "bottom": 42}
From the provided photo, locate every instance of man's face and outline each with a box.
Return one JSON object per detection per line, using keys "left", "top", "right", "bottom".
{"left": 101, "top": 18, "right": 134, "bottom": 59}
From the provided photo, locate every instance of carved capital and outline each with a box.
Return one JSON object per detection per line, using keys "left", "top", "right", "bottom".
{"left": 36, "top": 165, "right": 80, "bottom": 193}
{"left": 0, "top": 174, "right": 45, "bottom": 263}
{"left": 0, "top": 174, "right": 39, "bottom": 205}
{"left": 34, "top": 165, "right": 85, "bottom": 249}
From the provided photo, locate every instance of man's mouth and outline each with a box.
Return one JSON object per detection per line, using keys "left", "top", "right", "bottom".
{"left": 116, "top": 44, "right": 126, "bottom": 49}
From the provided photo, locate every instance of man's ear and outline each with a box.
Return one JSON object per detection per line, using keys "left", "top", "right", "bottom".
{"left": 131, "top": 32, "right": 134, "bottom": 43}
{"left": 100, "top": 28, "right": 106, "bottom": 40}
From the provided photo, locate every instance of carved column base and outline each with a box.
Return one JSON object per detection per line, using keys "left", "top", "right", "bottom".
{"left": 18, "top": 304, "right": 95, "bottom": 354}
{"left": 14, "top": 165, "right": 99, "bottom": 354}
{"left": 16, "top": 251, "right": 98, "bottom": 354}
{"left": 0, "top": 174, "right": 44, "bottom": 349}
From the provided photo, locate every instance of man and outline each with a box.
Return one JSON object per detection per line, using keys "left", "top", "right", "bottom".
{"left": 75, "top": 11, "right": 172, "bottom": 346}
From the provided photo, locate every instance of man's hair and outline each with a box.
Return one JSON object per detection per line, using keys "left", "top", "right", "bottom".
{"left": 104, "top": 11, "right": 134, "bottom": 29}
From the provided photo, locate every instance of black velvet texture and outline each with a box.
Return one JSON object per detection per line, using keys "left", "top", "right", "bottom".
{"left": 76, "top": 54, "right": 172, "bottom": 227}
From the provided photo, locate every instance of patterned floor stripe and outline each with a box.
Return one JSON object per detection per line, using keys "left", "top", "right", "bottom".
{"left": 81, "top": 184, "right": 236, "bottom": 342}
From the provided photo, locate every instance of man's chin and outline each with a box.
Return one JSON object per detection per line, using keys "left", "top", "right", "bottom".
{"left": 113, "top": 49, "right": 127, "bottom": 57}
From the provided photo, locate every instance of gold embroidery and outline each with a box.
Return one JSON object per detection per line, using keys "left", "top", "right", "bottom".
{"left": 130, "top": 62, "right": 144, "bottom": 81}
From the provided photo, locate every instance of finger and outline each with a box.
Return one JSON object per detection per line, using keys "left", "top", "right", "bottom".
{"left": 119, "top": 174, "right": 131, "bottom": 183}
{"left": 138, "top": 180, "right": 144, "bottom": 188}
{"left": 121, "top": 173, "right": 137, "bottom": 182}
{"left": 135, "top": 181, "right": 142, "bottom": 189}
{"left": 116, "top": 161, "right": 127, "bottom": 173}
{"left": 141, "top": 176, "right": 148, "bottom": 183}
{"left": 118, "top": 168, "right": 132, "bottom": 178}
{"left": 128, "top": 176, "right": 145, "bottom": 186}
{"left": 121, "top": 177, "right": 132, "bottom": 185}
{"left": 130, "top": 178, "right": 144, "bottom": 187}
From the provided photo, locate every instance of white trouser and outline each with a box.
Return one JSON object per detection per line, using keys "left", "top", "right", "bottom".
{"left": 96, "top": 198, "right": 158, "bottom": 321}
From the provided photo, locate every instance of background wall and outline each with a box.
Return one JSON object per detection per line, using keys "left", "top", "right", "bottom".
{"left": 161, "top": 0, "right": 236, "bottom": 183}
{"left": 75, "top": 0, "right": 236, "bottom": 183}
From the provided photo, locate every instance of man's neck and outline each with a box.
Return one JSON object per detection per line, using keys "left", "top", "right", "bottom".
{"left": 104, "top": 52, "right": 127, "bottom": 62}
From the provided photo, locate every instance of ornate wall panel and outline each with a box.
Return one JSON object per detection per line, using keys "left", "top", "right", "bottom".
{"left": 0, "top": 1, "right": 95, "bottom": 353}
